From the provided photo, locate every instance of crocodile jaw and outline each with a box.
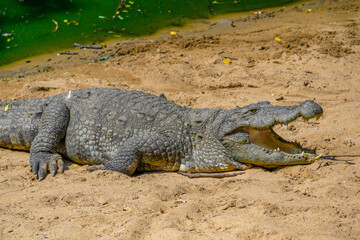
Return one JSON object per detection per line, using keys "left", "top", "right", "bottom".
{"left": 222, "top": 126, "right": 321, "bottom": 167}
{"left": 247, "top": 127, "right": 311, "bottom": 155}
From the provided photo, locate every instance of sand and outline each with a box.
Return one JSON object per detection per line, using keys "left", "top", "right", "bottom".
{"left": 0, "top": 0, "right": 359, "bottom": 239}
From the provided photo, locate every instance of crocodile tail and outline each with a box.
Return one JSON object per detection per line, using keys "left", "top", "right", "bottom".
{"left": 0, "top": 98, "right": 49, "bottom": 151}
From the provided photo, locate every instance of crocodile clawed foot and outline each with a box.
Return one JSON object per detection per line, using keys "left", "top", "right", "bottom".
{"left": 29, "top": 152, "right": 64, "bottom": 181}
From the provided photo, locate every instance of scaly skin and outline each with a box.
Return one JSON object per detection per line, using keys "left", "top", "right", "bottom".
{"left": 0, "top": 88, "right": 323, "bottom": 180}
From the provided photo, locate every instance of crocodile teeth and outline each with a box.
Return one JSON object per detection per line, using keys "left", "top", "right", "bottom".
{"left": 284, "top": 124, "right": 288, "bottom": 130}
{"left": 300, "top": 151, "right": 304, "bottom": 157}
{"left": 314, "top": 154, "right": 322, "bottom": 160}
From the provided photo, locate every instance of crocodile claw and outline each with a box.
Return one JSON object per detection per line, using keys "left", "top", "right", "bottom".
{"left": 30, "top": 152, "right": 64, "bottom": 181}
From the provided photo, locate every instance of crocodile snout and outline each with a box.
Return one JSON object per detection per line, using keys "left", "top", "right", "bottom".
{"left": 299, "top": 100, "right": 323, "bottom": 119}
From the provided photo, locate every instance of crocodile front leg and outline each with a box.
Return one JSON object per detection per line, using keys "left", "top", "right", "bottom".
{"left": 30, "top": 101, "right": 70, "bottom": 180}
{"left": 180, "top": 131, "right": 248, "bottom": 173}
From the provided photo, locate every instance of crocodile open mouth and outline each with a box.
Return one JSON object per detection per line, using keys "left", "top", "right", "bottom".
{"left": 245, "top": 127, "right": 314, "bottom": 155}
{"left": 222, "top": 125, "right": 322, "bottom": 166}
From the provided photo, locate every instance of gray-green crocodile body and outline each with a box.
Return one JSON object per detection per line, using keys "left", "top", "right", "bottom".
{"left": 0, "top": 88, "right": 323, "bottom": 180}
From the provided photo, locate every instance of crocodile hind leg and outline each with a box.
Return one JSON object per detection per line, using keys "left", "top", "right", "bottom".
{"left": 88, "top": 132, "right": 179, "bottom": 176}
{"left": 30, "top": 101, "right": 70, "bottom": 180}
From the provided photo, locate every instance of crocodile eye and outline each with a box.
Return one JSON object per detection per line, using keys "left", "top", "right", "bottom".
{"left": 250, "top": 108, "right": 258, "bottom": 114}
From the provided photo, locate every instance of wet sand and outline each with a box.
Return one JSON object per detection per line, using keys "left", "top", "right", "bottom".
{"left": 0, "top": 0, "right": 359, "bottom": 239}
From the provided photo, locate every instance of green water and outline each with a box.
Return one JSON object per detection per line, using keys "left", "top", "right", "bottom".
{"left": 0, "top": 0, "right": 298, "bottom": 66}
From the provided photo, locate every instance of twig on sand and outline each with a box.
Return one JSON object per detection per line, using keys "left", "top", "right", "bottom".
{"left": 177, "top": 171, "right": 244, "bottom": 178}
{"left": 316, "top": 155, "right": 359, "bottom": 170}
{"left": 74, "top": 43, "right": 103, "bottom": 49}
{"left": 57, "top": 51, "right": 78, "bottom": 56}
{"left": 218, "top": 51, "right": 238, "bottom": 60}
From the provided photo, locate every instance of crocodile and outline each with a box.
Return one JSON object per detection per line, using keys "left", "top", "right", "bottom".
{"left": 0, "top": 88, "right": 323, "bottom": 180}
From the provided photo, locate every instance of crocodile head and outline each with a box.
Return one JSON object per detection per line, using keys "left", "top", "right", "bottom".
{"left": 219, "top": 100, "right": 323, "bottom": 167}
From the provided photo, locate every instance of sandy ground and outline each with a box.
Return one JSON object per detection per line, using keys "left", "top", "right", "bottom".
{"left": 0, "top": 0, "right": 360, "bottom": 239}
